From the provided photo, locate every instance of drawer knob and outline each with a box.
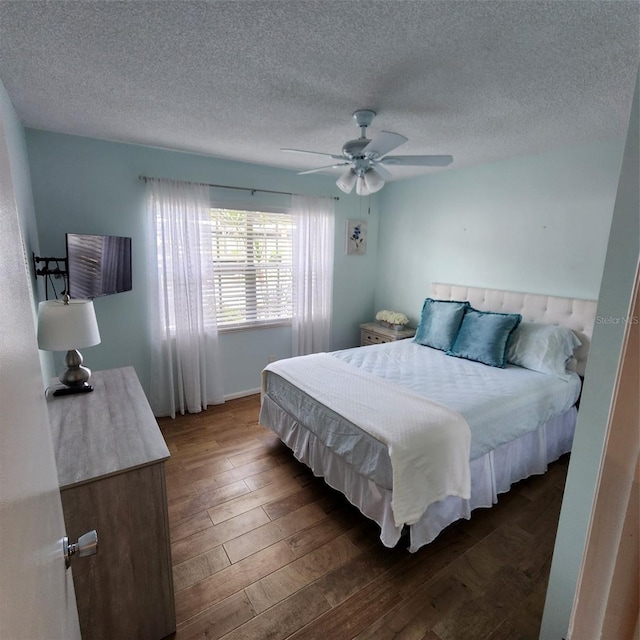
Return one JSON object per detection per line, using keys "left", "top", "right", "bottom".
{"left": 63, "top": 529, "right": 98, "bottom": 569}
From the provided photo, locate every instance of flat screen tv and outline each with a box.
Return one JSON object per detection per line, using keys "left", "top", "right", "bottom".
{"left": 66, "top": 233, "right": 132, "bottom": 299}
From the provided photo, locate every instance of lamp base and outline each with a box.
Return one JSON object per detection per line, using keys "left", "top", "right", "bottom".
{"left": 53, "top": 384, "right": 94, "bottom": 397}
{"left": 59, "top": 348, "right": 93, "bottom": 390}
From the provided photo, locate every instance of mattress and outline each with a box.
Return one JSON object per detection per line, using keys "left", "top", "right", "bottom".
{"left": 262, "top": 340, "right": 581, "bottom": 488}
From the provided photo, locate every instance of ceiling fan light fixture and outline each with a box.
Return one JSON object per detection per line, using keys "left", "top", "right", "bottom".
{"left": 336, "top": 169, "right": 357, "bottom": 194}
{"left": 363, "top": 169, "right": 385, "bottom": 194}
{"left": 356, "top": 175, "right": 371, "bottom": 196}
{"left": 286, "top": 110, "right": 453, "bottom": 196}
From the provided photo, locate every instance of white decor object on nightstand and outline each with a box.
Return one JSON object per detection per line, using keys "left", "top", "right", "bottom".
{"left": 375, "top": 309, "right": 409, "bottom": 330}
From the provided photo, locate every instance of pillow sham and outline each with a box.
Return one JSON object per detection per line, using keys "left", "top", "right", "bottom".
{"left": 507, "top": 321, "right": 582, "bottom": 379}
{"left": 447, "top": 308, "right": 522, "bottom": 368}
{"left": 413, "top": 298, "right": 469, "bottom": 351}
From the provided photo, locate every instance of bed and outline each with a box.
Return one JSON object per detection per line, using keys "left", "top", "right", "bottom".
{"left": 259, "top": 284, "right": 597, "bottom": 552}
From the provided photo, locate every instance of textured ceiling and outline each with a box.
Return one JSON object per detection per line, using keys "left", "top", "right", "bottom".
{"left": 0, "top": 1, "right": 638, "bottom": 181}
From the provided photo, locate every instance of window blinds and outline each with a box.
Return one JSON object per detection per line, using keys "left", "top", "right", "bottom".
{"left": 210, "top": 208, "right": 293, "bottom": 329}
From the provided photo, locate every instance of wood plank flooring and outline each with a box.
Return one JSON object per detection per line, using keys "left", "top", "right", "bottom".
{"left": 159, "top": 394, "right": 569, "bottom": 640}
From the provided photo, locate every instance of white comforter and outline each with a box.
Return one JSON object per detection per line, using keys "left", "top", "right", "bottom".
{"left": 334, "top": 340, "right": 582, "bottom": 459}
{"left": 263, "top": 353, "right": 471, "bottom": 527}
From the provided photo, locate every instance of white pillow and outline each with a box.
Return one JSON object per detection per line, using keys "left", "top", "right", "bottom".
{"left": 507, "top": 322, "right": 582, "bottom": 379}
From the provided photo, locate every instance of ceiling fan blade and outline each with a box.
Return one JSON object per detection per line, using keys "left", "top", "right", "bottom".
{"left": 370, "top": 163, "right": 393, "bottom": 181}
{"left": 281, "top": 148, "right": 345, "bottom": 161}
{"left": 380, "top": 155, "right": 453, "bottom": 167}
{"left": 298, "top": 162, "right": 350, "bottom": 175}
{"left": 362, "top": 131, "right": 408, "bottom": 158}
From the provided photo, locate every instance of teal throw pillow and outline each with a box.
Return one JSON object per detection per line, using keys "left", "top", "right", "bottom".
{"left": 414, "top": 298, "right": 470, "bottom": 351}
{"left": 447, "top": 308, "right": 522, "bottom": 368}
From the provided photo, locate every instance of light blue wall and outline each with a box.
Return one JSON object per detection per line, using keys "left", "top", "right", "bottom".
{"left": 374, "top": 138, "right": 625, "bottom": 324}
{"left": 541, "top": 70, "right": 639, "bottom": 639}
{"left": 26, "top": 130, "right": 380, "bottom": 397}
{"left": 0, "top": 80, "right": 54, "bottom": 384}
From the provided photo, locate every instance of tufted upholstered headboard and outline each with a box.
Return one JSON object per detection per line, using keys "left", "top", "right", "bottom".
{"left": 431, "top": 283, "right": 598, "bottom": 377}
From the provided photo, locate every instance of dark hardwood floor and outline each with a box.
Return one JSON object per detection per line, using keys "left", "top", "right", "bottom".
{"left": 159, "top": 394, "right": 569, "bottom": 640}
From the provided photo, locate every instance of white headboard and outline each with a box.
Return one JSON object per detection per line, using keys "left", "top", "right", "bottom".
{"left": 431, "top": 283, "right": 598, "bottom": 377}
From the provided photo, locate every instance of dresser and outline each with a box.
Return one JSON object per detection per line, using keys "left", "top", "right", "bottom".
{"left": 47, "top": 367, "right": 175, "bottom": 640}
{"left": 360, "top": 322, "right": 416, "bottom": 346}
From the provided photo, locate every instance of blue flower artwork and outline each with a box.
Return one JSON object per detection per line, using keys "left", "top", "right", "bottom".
{"left": 346, "top": 220, "right": 367, "bottom": 255}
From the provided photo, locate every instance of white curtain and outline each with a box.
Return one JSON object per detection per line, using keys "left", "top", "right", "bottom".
{"left": 146, "top": 178, "right": 224, "bottom": 417}
{"left": 291, "top": 195, "right": 335, "bottom": 356}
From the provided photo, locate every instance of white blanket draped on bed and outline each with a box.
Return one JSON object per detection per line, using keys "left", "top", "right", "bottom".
{"left": 263, "top": 354, "right": 471, "bottom": 527}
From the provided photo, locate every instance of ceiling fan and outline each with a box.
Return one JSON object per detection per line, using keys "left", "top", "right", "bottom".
{"left": 282, "top": 109, "right": 453, "bottom": 195}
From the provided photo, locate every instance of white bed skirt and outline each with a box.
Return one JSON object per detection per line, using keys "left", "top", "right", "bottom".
{"left": 260, "top": 396, "right": 576, "bottom": 552}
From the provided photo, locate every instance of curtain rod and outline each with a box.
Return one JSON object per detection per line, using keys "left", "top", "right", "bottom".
{"left": 138, "top": 175, "right": 339, "bottom": 201}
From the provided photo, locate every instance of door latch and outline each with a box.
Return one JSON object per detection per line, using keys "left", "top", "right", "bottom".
{"left": 63, "top": 530, "right": 98, "bottom": 569}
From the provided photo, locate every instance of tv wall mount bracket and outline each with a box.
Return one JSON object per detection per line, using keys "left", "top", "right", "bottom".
{"left": 32, "top": 253, "right": 68, "bottom": 278}
{"left": 32, "top": 253, "right": 68, "bottom": 299}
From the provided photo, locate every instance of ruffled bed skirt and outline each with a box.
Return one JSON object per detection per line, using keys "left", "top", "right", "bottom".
{"left": 260, "top": 395, "right": 576, "bottom": 552}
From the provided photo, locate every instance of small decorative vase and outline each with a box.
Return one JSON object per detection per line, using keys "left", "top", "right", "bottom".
{"left": 379, "top": 321, "right": 390, "bottom": 328}
{"left": 392, "top": 324, "right": 405, "bottom": 331}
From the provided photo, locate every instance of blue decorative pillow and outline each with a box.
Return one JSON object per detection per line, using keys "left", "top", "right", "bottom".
{"left": 447, "top": 308, "right": 522, "bottom": 368}
{"left": 414, "top": 298, "right": 470, "bottom": 351}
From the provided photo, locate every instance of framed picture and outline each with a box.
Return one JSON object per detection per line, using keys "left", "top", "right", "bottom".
{"left": 346, "top": 219, "right": 367, "bottom": 255}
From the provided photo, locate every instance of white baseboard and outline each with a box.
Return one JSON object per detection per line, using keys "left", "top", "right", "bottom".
{"left": 224, "top": 387, "right": 261, "bottom": 401}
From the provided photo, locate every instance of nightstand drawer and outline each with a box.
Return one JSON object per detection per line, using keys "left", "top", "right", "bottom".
{"left": 359, "top": 322, "right": 415, "bottom": 347}
{"left": 361, "top": 330, "right": 390, "bottom": 345}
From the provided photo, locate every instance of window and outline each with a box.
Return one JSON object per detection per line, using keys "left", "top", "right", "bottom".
{"left": 210, "top": 207, "right": 293, "bottom": 329}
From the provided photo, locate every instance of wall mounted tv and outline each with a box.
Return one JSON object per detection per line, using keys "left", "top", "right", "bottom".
{"left": 66, "top": 233, "right": 132, "bottom": 299}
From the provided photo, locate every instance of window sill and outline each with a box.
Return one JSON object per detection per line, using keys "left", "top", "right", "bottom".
{"left": 218, "top": 320, "right": 292, "bottom": 334}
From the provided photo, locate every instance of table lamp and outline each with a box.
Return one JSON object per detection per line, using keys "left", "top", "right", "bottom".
{"left": 37, "top": 295, "right": 101, "bottom": 395}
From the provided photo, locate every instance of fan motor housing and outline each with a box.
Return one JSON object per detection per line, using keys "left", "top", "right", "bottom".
{"left": 342, "top": 138, "right": 370, "bottom": 160}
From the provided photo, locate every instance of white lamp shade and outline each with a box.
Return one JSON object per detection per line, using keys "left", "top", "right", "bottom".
{"left": 336, "top": 169, "right": 357, "bottom": 194}
{"left": 37, "top": 299, "right": 101, "bottom": 351}
{"left": 355, "top": 175, "right": 370, "bottom": 196}
{"left": 363, "top": 169, "right": 385, "bottom": 194}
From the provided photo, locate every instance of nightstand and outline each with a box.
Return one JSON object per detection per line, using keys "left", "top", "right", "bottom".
{"left": 360, "top": 322, "right": 416, "bottom": 346}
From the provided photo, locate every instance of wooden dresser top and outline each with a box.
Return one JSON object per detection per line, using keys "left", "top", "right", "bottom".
{"left": 47, "top": 366, "right": 170, "bottom": 489}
